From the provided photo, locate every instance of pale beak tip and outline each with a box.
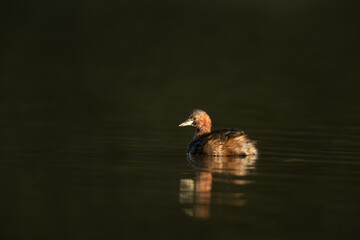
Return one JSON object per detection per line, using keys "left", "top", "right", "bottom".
{"left": 179, "top": 120, "right": 193, "bottom": 127}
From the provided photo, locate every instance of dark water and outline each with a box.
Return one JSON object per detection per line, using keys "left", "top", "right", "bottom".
{"left": 1, "top": 1, "right": 360, "bottom": 239}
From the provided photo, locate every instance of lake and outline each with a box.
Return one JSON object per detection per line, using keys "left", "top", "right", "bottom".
{"left": 1, "top": 1, "right": 360, "bottom": 239}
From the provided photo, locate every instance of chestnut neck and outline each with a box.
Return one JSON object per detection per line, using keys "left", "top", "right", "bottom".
{"left": 193, "top": 114, "right": 212, "bottom": 139}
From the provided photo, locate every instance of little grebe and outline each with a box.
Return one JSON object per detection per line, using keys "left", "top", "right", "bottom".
{"left": 179, "top": 109, "right": 258, "bottom": 156}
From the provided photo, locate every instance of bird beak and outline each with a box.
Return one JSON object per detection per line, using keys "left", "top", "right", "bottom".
{"left": 179, "top": 119, "right": 193, "bottom": 127}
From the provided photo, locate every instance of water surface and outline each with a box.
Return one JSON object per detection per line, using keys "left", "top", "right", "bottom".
{"left": 1, "top": 1, "right": 360, "bottom": 239}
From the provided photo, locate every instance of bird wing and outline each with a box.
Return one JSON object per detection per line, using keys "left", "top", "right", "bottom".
{"left": 207, "top": 128, "right": 245, "bottom": 143}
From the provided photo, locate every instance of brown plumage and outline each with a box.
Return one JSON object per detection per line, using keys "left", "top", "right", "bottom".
{"left": 179, "top": 109, "right": 258, "bottom": 156}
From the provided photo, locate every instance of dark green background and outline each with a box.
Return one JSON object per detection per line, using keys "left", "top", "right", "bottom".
{"left": 1, "top": 1, "right": 360, "bottom": 240}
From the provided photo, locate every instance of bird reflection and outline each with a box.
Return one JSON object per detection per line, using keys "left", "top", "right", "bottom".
{"left": 179, "top": 154, "right": 257, "bottom": 219}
